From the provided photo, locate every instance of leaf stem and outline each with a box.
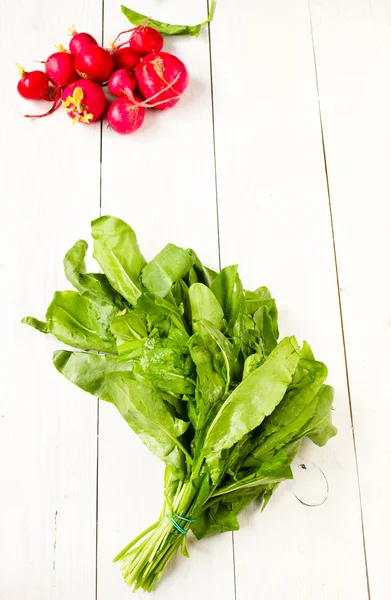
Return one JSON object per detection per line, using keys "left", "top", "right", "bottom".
{"left": 113, "top": 520, "right": 159, "bottom": 562}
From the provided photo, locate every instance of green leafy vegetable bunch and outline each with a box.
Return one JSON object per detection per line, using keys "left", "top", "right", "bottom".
{"left": 23, "top": 216, "right": 337, "bottom": 592}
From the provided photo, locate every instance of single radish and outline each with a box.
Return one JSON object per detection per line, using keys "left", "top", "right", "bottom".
{"left": 112, "top": 47, "right": 140, "bottom": 71}
{"left": 135, "top": 52, "right": 189, "bottom": 110}
{"left": 75, "top": 45, "right": 113, "bottom": 83}
{"left": 62, "top": 79, "right": 106, "bottom": 123}
{"left": 129, "top": 26, "right": 163, "bottom": 55}
{"left": 45, "top": 49, "right": 78, "bottom": 87}
{"left": 69, "top": 26, "right": 98, "bottom": 55}
{"left": 108, "top": 69, "right": 136, "bottom": 97}
{"left": 107, "top": 96, "right": 145, "bottom": 134}
{"left": 17, "top": 65, "right": 50, "bottom": 100}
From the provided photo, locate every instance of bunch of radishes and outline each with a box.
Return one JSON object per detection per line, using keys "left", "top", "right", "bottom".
{"left": 17, "top": 24, "right": 189, "bottom": 134}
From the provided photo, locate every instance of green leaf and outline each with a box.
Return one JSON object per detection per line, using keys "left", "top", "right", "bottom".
{"left": 110, "top": 309, "right": 148, "bottom": 344}
{"left": 132, "top": 332, "right": 195, "bottom": 397}
{"left": 53, "top": 350, "right": 124, "bottom": 403}
{"left": 192, "top": 502, "right": 240, "bottom": 540}
{"left": 137, "top": 293, "right": 189, "bottom": 336}
{"left": 121, "top": 1, "right": 215, "bottom": 37}
{"left": 195, "top": 319, "right": 241, "bottom": 390}
{"left": 141, "top": 244, "right": 193, "bottom": 298}
{"left": 63, "top": 239, "right": 88, "bottom": 291}
{"left": 215, "top": 450, "right": 293, "bottom": 497}
{"left": 45, "top": 291, "right": 117, "bottom": 352}
{"left": 106, "top": 372, "right": 190, "bottom": 478}
{"left": 91, "top": 216, "right": 146, "bottom": 306}
{"left": 187, "top": 250, "right": 217, "bottom": 287}
{"left": 190, "top": 338, "right": 226, "bottom": 415}
{"left": 173, "top": 280, "right": 192, "bottom": 330}
{"left": 211, "top": 265, "right": 244, "bottom": 328}
{"left": 203, "top": 337, "right": 301, "bottom": 459}
{"left": 302, "top": 385, "right": 338, "bottom": 446}
{"left": 245, "top": 356, "right": 329, "bottom": 464}
{"left": 189, "top": 283, "right": 224, "bottom": 332}
{"left": 21, "top": 316, "right": 48, "bottom": 333}
{"left": 63, "top": 238, "right": 126, "bottom": 309}
{"left": 242, "top": 352, "right": 263, "bottom": 379}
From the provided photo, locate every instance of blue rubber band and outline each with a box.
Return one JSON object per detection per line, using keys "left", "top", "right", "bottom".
{"left": 165, "top": 514, "right": 188, "bottom": 535}
{"left": 173, "top": 512, "right": 197, "bottom": 523}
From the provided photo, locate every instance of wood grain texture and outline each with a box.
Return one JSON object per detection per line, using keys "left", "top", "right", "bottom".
{"left": 310, "top": 1, "right": 391, "bottom": 597}
{"left": 0, "top": 2, "right": 102, "bottom": 599}
{"left": 210, "top": 1, "right": 368, "bottom": 598}
{"left": 97, "top": 2, "right": 235, "bottom": 598}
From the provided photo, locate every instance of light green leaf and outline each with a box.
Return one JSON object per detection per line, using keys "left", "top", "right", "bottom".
{"left": 106, "top": 372, "right": 190, "bottom": 478}
{"left": 46, "top": 291, "right": 117, "bottom": 352}
{"left": 53, "top": 350, "right": 125, "bottom": 403}
{"left": 189, "top": 283, "right": 224, "bottom": 332}
{"left": 91, "top": 216, "right": 146, "bottom": 306}
{"left": 204, "top": 337, "right": 301, "bottom": 458}
{"left": 303, "top": 385, "right": 338, "bottom": 446}
{"left": 121, "top": 1, "right": 215, "bottom": 37}
{"left": 21, "top": 316, "right": 48, "bottom": 333}
{"left": 141, "top": 244, "right": 193, "bottom": 298}
{"left": 63, "top": 238, "right": 125, "bottom": 309}
{"left": 211, "top": 265, "right": 244, "bottom": 327}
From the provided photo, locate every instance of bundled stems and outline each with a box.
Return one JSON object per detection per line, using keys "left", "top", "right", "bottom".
{"left": 116, "top": 476, "right": 200, "bottom": 592}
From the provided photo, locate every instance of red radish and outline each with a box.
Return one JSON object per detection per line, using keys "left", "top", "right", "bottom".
{"left": 45, "top": 49, "right": 78, "bottom": 87}
{"left": 129, "top": 26, "right": 163, "bottom": 55}
{"left": 62, "top": 79, "right": 106, "bottom": 123}
{"left": 112, "top": 47, "right": 140, "bottom": 71}
{"left": 108, "top": 69, "right": 136, "bottom": 97}
{"left": 69, "top": 27, "right": 98, "bottom": 55}
{"left": 75, "top": 45, "right": 113, "bottom": 83}
{"left": 17, "top": 65, "right": 50, "bottom": 100}
{"left": 107, "top": 96, "right": 145, "bottom": 134}
{"left": 135, "top": 52, "right": 189, "bottom": 110}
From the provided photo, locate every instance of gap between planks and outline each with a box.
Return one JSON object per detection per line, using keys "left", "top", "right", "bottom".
{"left": 206, "top": 1, "right": 237, "bottom": 600}
{"left": 307, "top": 2, "right": 371, "bottom": 598}
{"left": 95, "top": 2, "right": 105, "bottom": 599}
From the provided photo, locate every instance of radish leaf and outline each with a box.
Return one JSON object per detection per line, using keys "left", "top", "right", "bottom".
{"left": 121, "top": 1, "right": 215, "bottom": 37}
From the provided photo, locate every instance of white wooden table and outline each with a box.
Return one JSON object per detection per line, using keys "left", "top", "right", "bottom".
{"left": 1, "top": 1, "right": 390, "bottom": 598}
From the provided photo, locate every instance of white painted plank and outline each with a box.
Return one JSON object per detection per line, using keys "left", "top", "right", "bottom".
{"left": 0, "top": 2, "right": 102, "bottom": 598}
{"left": 309, "top": 1, "right": 391, "bottom": 597}
{"left": 210, "top": 1, "right": 368, "bottom": 598}
{"left": 98, "top": 2, "right": 235, "bottom": 598}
